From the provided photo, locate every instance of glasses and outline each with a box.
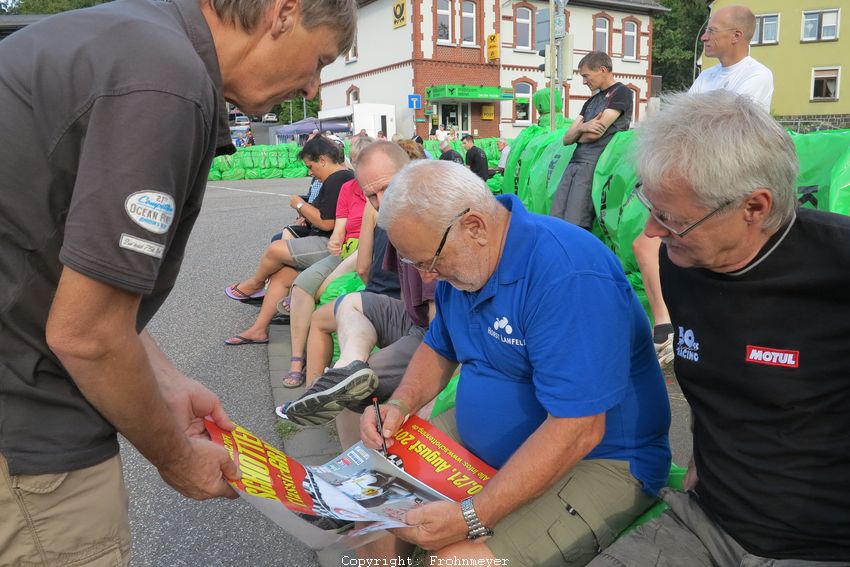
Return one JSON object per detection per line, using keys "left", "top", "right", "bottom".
{"left": 634, "top": 184, "right": 736, "bottom": 238}
{"left": 400, "top": 208, "right": 470, "bottom": 272}
{"left": 704, "top": 27, "right": 737, "bottom": 35}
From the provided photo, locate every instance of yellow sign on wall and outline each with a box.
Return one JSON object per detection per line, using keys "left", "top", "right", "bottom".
{"left": 392, "top": 0, "right": 407, "bottom": 28}
{"left": 487, "top": 34, "right": 500, "bottom": 61}
{"left": 481, "top": 105, "right": 495, "bottom": 120}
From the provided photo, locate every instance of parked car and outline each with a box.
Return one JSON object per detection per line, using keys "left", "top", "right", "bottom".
{"left": 234, "top": 115, "right": 250, "bottom": 126}
{"left": 262, "top": 113, "right": 278, "bottom": 123}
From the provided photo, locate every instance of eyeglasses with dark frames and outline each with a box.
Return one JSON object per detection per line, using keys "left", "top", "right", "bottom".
{"left": 634, "top": 183, "right": 736, "bottom": 238}
{"left": 400, "top": 208, "right": 470, "bottom": 273}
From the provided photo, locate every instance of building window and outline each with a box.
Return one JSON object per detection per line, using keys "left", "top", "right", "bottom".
{"left": 437, "top": 0, "right": 452, "bottom": 42}
{"left": 623, "top": 20, "right": 637, "bottom": 59}
{"left": 803, "top": 9, "right": 839, "bottom": 42}
{"left": 515, "top": 82, "right": 532, "bottom": 123}
{"left": 346, "top": 35, "right": 358, "bottom": 62}
{"left": 812, "top": 68, "right": 840, "bottom": 100}
{"left": 516, "top": 6, "right": 532, "bottom": 50}
{"left": 349, "top": 89, "right": 360, "bottom": 104}
{"left": 594, "top": 16, "right": 609, "bottom": 54}
{"left": 462, "top": 1, "right": 476, "bottom": 45}
{"left": 752, "top": 14, "right": 779, "bottom": 45}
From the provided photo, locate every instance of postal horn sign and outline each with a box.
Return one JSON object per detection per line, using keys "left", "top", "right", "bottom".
{"left": 393, "top": 0, "right": 407, "bottom": 28}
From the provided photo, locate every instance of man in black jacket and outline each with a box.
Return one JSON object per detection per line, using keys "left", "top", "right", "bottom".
{"left": 461, "top": 134, "right": 489, "bottom": 181}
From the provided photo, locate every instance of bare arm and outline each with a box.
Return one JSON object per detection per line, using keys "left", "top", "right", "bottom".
{"left": 327, "top": 217, "right": 348, "bottom": 256}
{"left": 577, "top": 108, "right": 623, "bottom": 143}
{"left": 562, "top": 115, "right": 585, "bottom": 146}
{"left": 360, "top": 342, "right": 456, "bottom": 448}
{"left": 289, "top": 195, "right": 335, "bottom": 232}
{"left": 356, "top": 204, "right": 377, "bottom": 284}
{"left": 46, "top": 267, "right": 238, "bottom": 500}
{"left": 396, "top": 413, "right": 606, "bottom": 550}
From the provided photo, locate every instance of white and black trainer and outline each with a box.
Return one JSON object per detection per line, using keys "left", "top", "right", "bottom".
{"left": 285, "top": 361, "right": 378, "bottom": 426}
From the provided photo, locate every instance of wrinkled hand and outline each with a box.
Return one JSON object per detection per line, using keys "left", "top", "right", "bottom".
{"left": 289, "top": 195, "right": 306, "bottom": 210}
{"left": 328, "top": 238, "right": 342, "bottom": 256}
{"left": 293, "top": 216, "right": 307, "bottom": 226}
{"left": 157, "top": 436, "right": 240, "bottom": 500}
{"left": 393, "top": 500, "right": 469, "bottom": 550}
{"left": 360, "top": 402, "right": 406, "bottom": 450}
{"left": 683, "top": 456, "right": 698, "bottom": 491}
{"left": 157, "top": 376, "right": 240, "bottom": 500}
{"left": 161, "top": 375, "right": 235, "bottom": 439}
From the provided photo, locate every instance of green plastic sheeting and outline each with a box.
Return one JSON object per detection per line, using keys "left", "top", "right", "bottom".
{"left": 431, "top": 374, "right": 460, "bottom": 418}
{"left": 500, "top": 125, "right": 544, "bottom": 195}
{"left": 209, "top": 143, "right": 307, "bottom": 181}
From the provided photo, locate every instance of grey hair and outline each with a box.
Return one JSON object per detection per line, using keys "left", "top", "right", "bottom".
{"left": 497, "top": 138, "right": 507, "bottom": 144}
{"left": 349, "top": 136, "right": 374, "bottom": 165}
{"left": 209, "top": 0, "right": 357, "bottom": 53}
{"left": 378, "top": 160, "right": 499, "bottom": 231}
{"left": 438, "top": 140, "right": 452, "bottom": 152}
{"left": 633, "top": 91, "right": 798, "bottom": 231}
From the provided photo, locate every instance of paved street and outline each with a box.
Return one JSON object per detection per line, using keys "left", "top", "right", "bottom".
{"left": 122, "top": 177, "right": 691, "bottom": 566}
{"left": 123, "top": 177, "right": 320, "bottom": 567}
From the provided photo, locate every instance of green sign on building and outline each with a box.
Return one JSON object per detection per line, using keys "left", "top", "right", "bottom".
{"left": 426, "top": 85, "right": 514, "bottom": 101}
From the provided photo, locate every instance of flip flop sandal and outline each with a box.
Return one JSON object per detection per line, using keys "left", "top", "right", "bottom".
{"left": 282, "top": 356, "right": 306, "bottom": 388}
{"left": 225, "top": 284, "right": 266, "bottom": 301}
{"left": 223, "top": 335, "right": 269, "bottom": 346}
{"left": 277, "top": 295, "right": 292, "bottom": 314}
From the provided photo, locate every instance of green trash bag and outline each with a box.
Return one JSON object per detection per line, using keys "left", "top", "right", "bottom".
{"left": 207, "top": 169, "right": 222, "bottom": 181}
{"left": 220, "top": 168, "right": 246, "bottom": 181}
{"left": 430, "top": 374, "right": 460, "bottom": 418}
{"left": 533, "top": 87, "right": 563, "bottom": 115}
{"left": 792, "top": 129, "right": 850, "bottom": 214}
{"left": 524, "top": 127, "right": 574, "bottom": 215}
{"left": 621, "top": 464, "right": 687, "bottom": 534}
{"left": 486, "top": 174, "right": 503, "bottom": 194}
{"left": 516, "top": 130, "right": 563, "bottom": 213}
{"left": 501, "top": 125, "right": 544, "bottom": 196}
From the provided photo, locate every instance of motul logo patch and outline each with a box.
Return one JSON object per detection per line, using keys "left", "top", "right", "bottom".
{"left": 745, "top": 345, "right": 799, "bottom": 368}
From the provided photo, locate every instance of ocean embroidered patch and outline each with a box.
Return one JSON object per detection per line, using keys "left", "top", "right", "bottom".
{"left": 124, "top": 191, "right": 175, "bottom": 234}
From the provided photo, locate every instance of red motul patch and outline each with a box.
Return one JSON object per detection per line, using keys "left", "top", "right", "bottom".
{"left": 745, "top": 345, "right": 800, "bottom": 368}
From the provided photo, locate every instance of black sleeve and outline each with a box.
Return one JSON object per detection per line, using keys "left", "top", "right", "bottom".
{"left": 578, "top": 98, "right": 592, "bottom": 119}
{"left": 607, "top": 85, "right": 633, "bottom": 114}
{"left": 312, "top": 170, "right": 353, "bottom": 222}
{"left": 60, "top": 91, "right": 210, "bottom": 294}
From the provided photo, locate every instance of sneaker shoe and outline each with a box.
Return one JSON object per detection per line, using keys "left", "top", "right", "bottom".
{"left": 285, "top": 361, "right": 378, "bottom": 426}
{"left": 655, "top": 334, "right": 674, "bottom": 368}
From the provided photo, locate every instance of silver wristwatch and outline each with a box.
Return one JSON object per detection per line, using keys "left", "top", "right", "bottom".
{"left": 460, "top": 497, "right": 494, "bottom": 540}
{"left": 296, "top": 202, "right": 304, "bottom": 210}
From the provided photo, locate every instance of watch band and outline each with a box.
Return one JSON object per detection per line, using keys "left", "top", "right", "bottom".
{"left": 296, "top": 202, "right": 304, "bottom": 210}
{"left": 460, "top": 497, "right": 493, "bottom": 540}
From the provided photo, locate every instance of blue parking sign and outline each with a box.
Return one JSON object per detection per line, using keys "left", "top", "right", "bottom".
{"left": 408, "top": 94, "right": 422, "bottom": 109}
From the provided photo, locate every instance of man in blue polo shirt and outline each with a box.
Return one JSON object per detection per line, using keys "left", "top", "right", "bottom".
{"left": 359, "top": 160, "right": 671, "bottom": 566}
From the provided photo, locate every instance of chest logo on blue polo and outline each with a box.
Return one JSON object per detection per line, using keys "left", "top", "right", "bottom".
{"left": 124, "top": 190, "right": 175, "bottom": 235}
{"left": 487, "top": 316, "right": 526, "bottom": 347}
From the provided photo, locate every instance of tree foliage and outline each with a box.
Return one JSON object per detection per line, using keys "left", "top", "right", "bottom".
{"left": 270, "top": 94, "right": 321, "bottom": 125}
{"left": 4, "top": 0, "right": 109, "bottom": 14}
{"left": 652, "top": 0, "right": 711, "bottom": 92}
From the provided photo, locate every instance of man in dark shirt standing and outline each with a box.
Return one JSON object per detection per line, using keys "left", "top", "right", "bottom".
{"left": 0, "top": 0, "right": 355, "bottom": 563}
{"left": 438, "top": 140, "right": 464, "bottom": 165}
{"left": 592, "top": 92, "right": 850, "bottom": 565}
{"left": 461, "top": 134, "right": 489, "bottom": 182}
{"left": 550, "top": 51, "right": 632, "bottom": 229}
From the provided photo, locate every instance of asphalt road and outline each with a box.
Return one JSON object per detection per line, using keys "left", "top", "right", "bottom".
{"left": 122, "top": 177, "right": 691, "bottom": 566}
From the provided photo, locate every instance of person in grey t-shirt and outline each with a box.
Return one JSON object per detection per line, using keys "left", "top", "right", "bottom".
{"left": 550, "top": 51, "right": 632, "bottom": 229}
{"left": 0, "top": 0, "right": 355, "bottom": 563}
